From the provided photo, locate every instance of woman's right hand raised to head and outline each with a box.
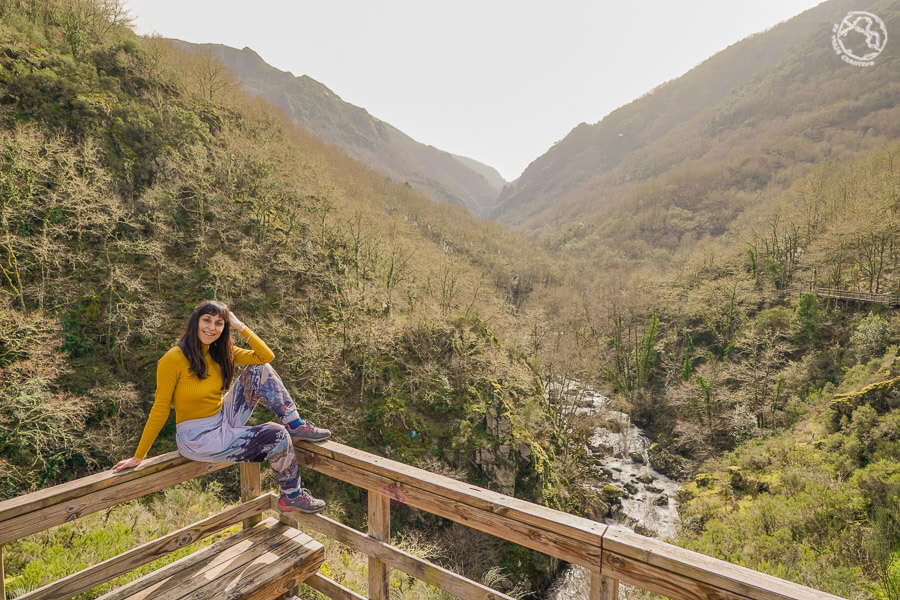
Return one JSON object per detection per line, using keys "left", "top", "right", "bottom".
{"left": 112, "top": 456, "right": 142, "bottom": 473}
{"left": 228, "top": 311, "right": 246, "bottom": 333}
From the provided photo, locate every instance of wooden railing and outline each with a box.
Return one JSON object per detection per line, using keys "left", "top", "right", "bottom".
{"left": 290, "top": 441, "right": 845, "bottom": 600}
{"left": 811, "top": 287, "right": 900, "bottom": 307}
{"left": 788, "top": 286, "right": 900, "bottom": 307}
{"left": 0, "top": 441, "right": 846, "bottom": 600}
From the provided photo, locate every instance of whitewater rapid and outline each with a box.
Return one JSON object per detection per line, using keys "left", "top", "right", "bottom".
{"left": 544, "top": 385, "right": 681, "bottom": 600}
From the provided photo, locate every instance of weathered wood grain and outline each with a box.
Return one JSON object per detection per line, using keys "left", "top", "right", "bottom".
{"left": 179, "top": 530, "right": 321, "bottom": 600}
{"left": 96, "top": 520, "right": 288, "bottom": 600}
{"left": 304, "top": 573, "right": 367, "bottom": 600}
{"left": 96, "top": 518, "right": 322, "bottom": 600}
{"left": 368, "top": 491, "right": 390, "bottom": 600}
{"left": 294, "top": 441, "right": 607, "bottom": 545}
{"left": 293, "top": 443, "right": 606, "bottom": 569}
{"left": 294, "top": 442, "right": 846, "bottom": 600}
{"left": 0, "top": 457, "right": 232, "bottom": 545}
{"left": 589, "top": 570, "right": 618, "bottom": 600}
{"left": 0, "top": 453, "right": 207, "bottom": 523}
{"left": 240, "top": 462, "right": 262, "bottom": 530}
{"left": 287, "top": 510, "right": 516, "bottom": 600}
{"left": 603, "top": 527, "right": 846, "bottom": 600}
{"left": 16, "top": 494, "right": 274, "bottom": 600}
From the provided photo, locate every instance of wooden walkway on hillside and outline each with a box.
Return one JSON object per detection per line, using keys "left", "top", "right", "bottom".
{"left": 808, "top": 287, "right": 900, "bottom": 307}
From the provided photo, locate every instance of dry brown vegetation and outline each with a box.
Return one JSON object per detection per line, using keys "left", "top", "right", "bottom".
{"left": 0, "top": 1, "right": 898, "bottom": 597}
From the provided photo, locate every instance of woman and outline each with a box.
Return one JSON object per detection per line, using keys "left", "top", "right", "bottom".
{"left": 112, "top": 300, "right": 330, "bottom": 513}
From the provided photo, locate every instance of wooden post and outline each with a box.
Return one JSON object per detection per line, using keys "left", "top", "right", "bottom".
{"left": 1, "top": 544, "right": 6, "bottom": 600}
{"left": 274, "top": 511, "right": 302, "bottom": 599}
{"left": 240, "top": 462, "right": 262, "bottom": 530}
{"left": 367, "top": 490, "right": 390, "bottom": 600}
{"left": 590, "top": 570, "right": 618, "bottom": 600}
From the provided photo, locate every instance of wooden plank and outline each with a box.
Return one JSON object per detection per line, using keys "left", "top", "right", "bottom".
{"left": 305, "top": 573, "right": 368, "bottom": 600}
{"left": 240, "top": 462, "right": 262, "bottom": 530}
{"left": 294, "top": 442, "right": 608, "bottom": 547}
{"left": 166, "top": 524, "right": 320, "bottom": 600}
{"left": 286, "top": 511, "right": 516, "bottom": 600}
{"left": 0, "top": 458, "right": 232, "bottom": 545}
{"left": 367, "top": 491, "right": 390, "bottom": 600}
{"left": 602, "top": 527, "right": 847, "bottom": 600}
{"left": 149, "top": 526, "right": 303, "bottom": 600}
{"left": 0, "top": 452, "right": 199, "bottom": 523}
{"left": 602, "top": 551, "right": 748, "bottom": 600}
{"left": 293, "top": 445, "right": 605, "bottom": 569}
{"left": 16, "top": 493, "right": 275, "bottom": 600}
{"left": 96, "top": 519, "right": 291, "bottom": 600}
{"left": 178, "top": 528, "right": 322, "bottom": 600}
{"left": 97, "top": 518, "right": 321, "bottom": 600}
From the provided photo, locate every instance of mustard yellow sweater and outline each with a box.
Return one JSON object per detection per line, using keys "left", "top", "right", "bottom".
{"left": 134, "top": 327, "right": 275, "bottom": 459}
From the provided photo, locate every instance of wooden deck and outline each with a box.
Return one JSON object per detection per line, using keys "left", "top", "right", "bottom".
{"left": 0, "top": 442, "right": 849, "bottom": 600}
{"left": 96, "top": 518, "right": 322, "bottom": 600}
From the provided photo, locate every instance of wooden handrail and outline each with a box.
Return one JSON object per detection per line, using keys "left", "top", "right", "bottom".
{"left": 0, "top": 452, "right": 218, "bottom": 523}
{"left": 0, "top": 442, "right": 848, "bottom": 600}
{"left": 293, "top": 440, "right": 846, "bottom": 600}
{"left": 292, "top": 440, "right": 607, "bottom": 566}
{"left": 278, "top": 501, "right": 516, "bottom": 600}
{"left": 0, "top": 452, "right": 231, "bottom": 546}
{"left": 14, "top": 493, "right": 275, "bottom": 600}
{"left": 306, "top": 573, "right": 368, "bottom": 600}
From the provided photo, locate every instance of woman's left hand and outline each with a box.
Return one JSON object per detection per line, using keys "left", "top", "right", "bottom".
{"left": 229, "top": 311, "right": 246, "bottom": 333}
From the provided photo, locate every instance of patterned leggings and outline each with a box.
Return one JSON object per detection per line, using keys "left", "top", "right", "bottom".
{"left": 175, "top": 364, "right": 302, "bottom": 494}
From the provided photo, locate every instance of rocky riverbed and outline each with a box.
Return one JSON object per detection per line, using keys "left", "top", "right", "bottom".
{"left": 545, "top": 384, "right": 682, "bottom": 600}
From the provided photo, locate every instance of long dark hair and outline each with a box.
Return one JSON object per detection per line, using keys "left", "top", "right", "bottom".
{"left": 178, "top": 300, "right": 234, "bottom": 390}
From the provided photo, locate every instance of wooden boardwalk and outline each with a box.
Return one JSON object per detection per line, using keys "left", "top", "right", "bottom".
{"left": 0, "top": 442, "right": 848, "bottom": 600}
{"left": 808, "top": 287, "right": 900, "bottom": 307}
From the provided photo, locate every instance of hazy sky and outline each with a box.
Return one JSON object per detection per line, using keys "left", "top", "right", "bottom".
{"left": 125, "top": 1, "right": 826, "bottom": 181}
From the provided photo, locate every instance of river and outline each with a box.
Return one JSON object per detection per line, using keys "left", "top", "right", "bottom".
{"left": 545, "top": 384, "right": 682, "bottom": 600}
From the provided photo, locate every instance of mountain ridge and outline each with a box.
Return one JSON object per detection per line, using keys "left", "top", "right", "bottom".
{"left": 172, "top": 41, "right": 504, "bottom": 217}
{"left": 490, "top": 0, "right": 873, "bottom": 228}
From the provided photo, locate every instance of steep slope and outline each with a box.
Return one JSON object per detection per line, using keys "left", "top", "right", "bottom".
{"left": 174, "top": 41, "right": 503, "bottom": 217}
{"left": 0, "top": 4, "right": 563, "bottom": 512}
{"left": 491, "top": 0, "right": 885, "bottom": 228}
{"left": 450, "top": 153, "right": 507, "bottom": 190}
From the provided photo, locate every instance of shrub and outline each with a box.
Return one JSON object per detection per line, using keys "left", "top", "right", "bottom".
{"left": 789, "top": 293, "right": 820, "bottom": 345}
{"left": 851, "top": 313, "right": 892, "bottom": 363}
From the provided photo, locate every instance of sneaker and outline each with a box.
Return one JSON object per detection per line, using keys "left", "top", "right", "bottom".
{"left": 287, "top": 420, "right": 331, "bottom": 443}
{"left": 278, "top": 489, "right": 326, "bottom": 513}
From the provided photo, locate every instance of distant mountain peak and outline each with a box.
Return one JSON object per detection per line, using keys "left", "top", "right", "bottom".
{"left": 173, "top": 40, "right": 502, "bottom": 217}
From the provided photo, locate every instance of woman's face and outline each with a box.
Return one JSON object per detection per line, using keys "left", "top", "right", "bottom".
{"left": 197, "top": 312, "right": 226, "bottom": 345}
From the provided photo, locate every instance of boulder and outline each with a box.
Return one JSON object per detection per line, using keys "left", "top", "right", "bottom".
{"left": 601, "top": 484, "right": 625, "bottom": 502}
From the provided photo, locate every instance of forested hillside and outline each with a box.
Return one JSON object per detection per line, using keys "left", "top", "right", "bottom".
{"left": 0, "top": 0, "right": 570, "bottom": 509}
{"left": 174, "top": 42, "right": 503, "bottom": 217}
{"left": 493, "top": 0, "right": 897, "bottom": 235}
{"left": 0, "top": 1, "right": 898, "bottom": 599}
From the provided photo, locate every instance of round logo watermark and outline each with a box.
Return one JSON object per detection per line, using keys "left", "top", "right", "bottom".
{"left": 832, "top": 11, "right": 888, "bottom": 67}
